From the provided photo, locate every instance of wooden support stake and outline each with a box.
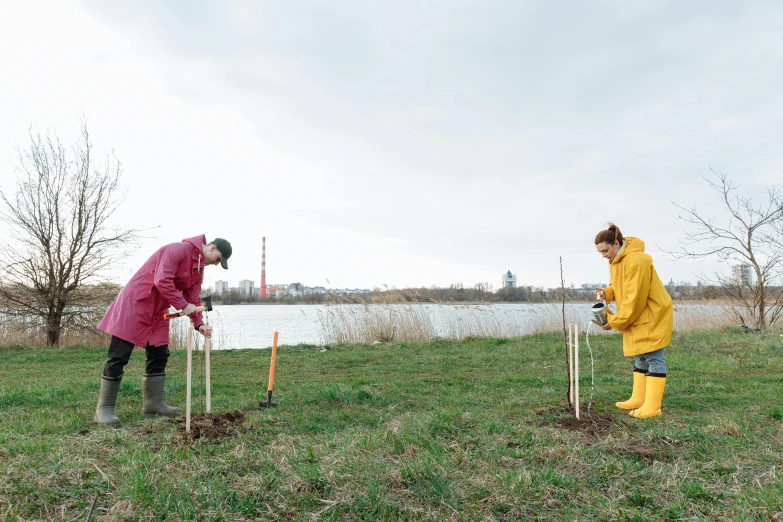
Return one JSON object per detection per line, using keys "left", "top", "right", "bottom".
{"left": 205, "top": 335, "right": 211, "bottom": 413}
{"left": 568, "top": 324, "right": 573, "bottom": 406}
{"left": 575, "top": 324, "right": 580, "bottom": 420}
{"left": 186, "top": 327, "right": 193, "bottom": 433}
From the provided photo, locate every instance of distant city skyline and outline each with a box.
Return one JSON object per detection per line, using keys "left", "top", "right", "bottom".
{"left": 205, "top": 274, "right": 734, "bottom": 294}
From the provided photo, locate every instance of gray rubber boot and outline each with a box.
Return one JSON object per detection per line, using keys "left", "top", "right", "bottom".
{"left": 142, "top": 373, "right": 181, "bottom": 417}
{"left": 95, "top": 375, "right": 122, "bottom": 426}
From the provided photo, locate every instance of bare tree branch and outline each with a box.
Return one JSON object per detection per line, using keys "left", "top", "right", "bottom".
{"left": 667, "top": 169, "right": 783, "bottom": 329}
{"left": 0, "top": 117, "right": 150, "bottom": 346}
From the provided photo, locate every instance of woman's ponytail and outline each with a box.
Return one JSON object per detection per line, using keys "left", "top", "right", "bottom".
{"left": 595, "top": 223, "right": 624, "bottom": 245}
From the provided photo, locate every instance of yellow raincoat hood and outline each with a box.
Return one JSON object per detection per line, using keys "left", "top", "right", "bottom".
{"left": 601, "top": 237, "right": 673, "bottom": 356}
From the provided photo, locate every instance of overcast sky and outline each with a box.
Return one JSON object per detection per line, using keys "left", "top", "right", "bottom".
{"left": 1, "top": 1, "right": 782, "bottom": 291}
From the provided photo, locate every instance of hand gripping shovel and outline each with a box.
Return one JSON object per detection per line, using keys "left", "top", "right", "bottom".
{"left": 163, "top": 295, "right": 213, "bottom": 320}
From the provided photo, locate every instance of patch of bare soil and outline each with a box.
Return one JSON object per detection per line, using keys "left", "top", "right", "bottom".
{"left": 535, "top": 405, "right": 679, "bottom": 462}
{"left": 614, "top": 433, "right": 683, "bottom": 463}
{"left": 171, "top": 410, "right": 245, "bottom": 444}
{"left": 614, "top": 444, "right": 671, "bottom": 463}
{"left": 536, "top": 405, "right": 618, "bottom": 437}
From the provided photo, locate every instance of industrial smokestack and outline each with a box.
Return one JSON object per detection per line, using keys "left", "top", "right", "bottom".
{"left": 260, "top": 236, "right": 267, "bottom": 299}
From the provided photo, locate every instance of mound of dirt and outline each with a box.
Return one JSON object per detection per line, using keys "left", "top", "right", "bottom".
{"left": 534, "top": 405, "right": 677, "bottom": 462}
{"left": 171, "top": 410, "right": 245, "bottom": 443}
{"left": 535, "top": 405, "right": 618, "bottom": 436}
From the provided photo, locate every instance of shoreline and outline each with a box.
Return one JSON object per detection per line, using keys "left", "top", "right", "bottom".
{"left": 211, "top": 298, "right": 737, "bottom": 306}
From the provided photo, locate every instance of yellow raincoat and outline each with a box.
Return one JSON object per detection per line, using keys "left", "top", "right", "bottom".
{"left": 601, "top": 237, "right": 673, "bottom": 356}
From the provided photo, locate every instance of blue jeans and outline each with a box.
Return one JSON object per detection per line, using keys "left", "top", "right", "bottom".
{"left": 633, "top": 347, "right": 666, "bottom": 376}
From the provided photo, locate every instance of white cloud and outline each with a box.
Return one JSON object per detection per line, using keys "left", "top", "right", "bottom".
{"left": 2, "top": 0, "right": 782, "bottom": 291}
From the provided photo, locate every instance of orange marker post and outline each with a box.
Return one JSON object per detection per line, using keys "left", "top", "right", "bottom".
{"left": 259, "top": 331, "right": 279, "bottom": 409}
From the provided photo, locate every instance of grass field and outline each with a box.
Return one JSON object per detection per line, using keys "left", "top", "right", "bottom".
{"left": 1, "top": 328, "right": 781, "bottom": 521}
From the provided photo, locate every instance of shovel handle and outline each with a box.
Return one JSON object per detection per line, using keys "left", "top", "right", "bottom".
{"left": 163, "top": 305, "right": 209, "bottom": 321}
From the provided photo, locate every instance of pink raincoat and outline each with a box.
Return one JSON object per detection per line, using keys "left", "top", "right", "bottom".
{"left": 98, "top": 235, "right": 206, "bottom": 347}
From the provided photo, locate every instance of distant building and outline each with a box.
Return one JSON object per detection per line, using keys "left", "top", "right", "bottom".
{"left": 214, "top": 280, "right": 228, "bottom": 295}
{"left": 267, "top": 285, "right": 288, "bottom": 299}
{"left": 332, "top": 288, "right": 371, "bottom": 295}
{"left": 304, "top": 286, "right": 326, "bottom": 296}
{"left": 732, "top": 263, "right": 752, "bottom": 286}
{"left": 238, "top": 279, "right": 254, "bottom": 295}
{"left": 665, "top": 279, "right": 680, "bottom": 299}
{"left": 502, "top": 270, "right": 517, "bottom": 289}
{"left": 578, "top": 283, "right": 606, "bottom": 297}
{"left": 287, "top": 283, "right": 303, "bottom": 298}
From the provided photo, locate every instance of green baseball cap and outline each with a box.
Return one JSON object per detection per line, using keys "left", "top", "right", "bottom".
{"left": 211, "top": 238, "right": 232, "bottom": 269}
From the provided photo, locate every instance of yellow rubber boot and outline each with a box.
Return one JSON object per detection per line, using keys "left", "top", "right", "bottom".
{"left": 615, "top": 369, "right": 647, "bottom": 410}
{"left": 629, "top": 375, "right": 666, "bottom": 419}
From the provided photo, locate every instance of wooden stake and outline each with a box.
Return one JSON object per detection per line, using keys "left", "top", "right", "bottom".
{"left": 568, "top": 324, "right": 573, "bottom": 406}
{"left": 575, "top": 324, "right": 580, "bottom": 420}
{"left": 205, "top": 335, "right": 211, "bottom": 413}
{"left": 186, "top": 327, "right": 193, "bottom": 433}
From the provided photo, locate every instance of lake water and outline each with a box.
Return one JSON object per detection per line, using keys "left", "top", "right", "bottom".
{"left": 173, "top": 303, "right": 732, "bottom": 350}
{"left": 198, "top": 304, "right": 324, "bottom": 349}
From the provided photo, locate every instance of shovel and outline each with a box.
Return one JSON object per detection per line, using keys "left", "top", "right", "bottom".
{"left": 260, "top": 332, "right": 279, "bottom": 409}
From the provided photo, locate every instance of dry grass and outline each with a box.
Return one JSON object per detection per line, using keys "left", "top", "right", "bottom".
{"left": 318, "top": 303, "right": 600, "bottom": 344}
{"left": 0, "top": 312, "right": 110, "bottom": 348}
{"left": 0, "top": 310, "right": 203, "bottom": 350}
{"left": 319, "top": 304, "right": 433, "bottom": 344}
{"left": 167, "top": 319, "right": 195, "bottom": 350}
{"left": 319, "top": 303, "right": 752, "bottom": 344}
{"left": 673, "top": 303, "right": 739, "bottom": 331}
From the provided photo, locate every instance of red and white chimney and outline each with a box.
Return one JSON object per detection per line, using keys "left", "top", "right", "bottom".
{"left": 260, "top": 236, "right": 267, "bottom": 299}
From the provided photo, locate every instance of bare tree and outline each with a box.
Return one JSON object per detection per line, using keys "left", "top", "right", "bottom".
{"left": 0, "top": 118, "right": 144, "bottom": 346}
{"left": 670, "top": 169, "right": 783, "bottom": 329}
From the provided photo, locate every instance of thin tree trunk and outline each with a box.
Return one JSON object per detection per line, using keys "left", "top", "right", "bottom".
{"left": 561, "top": 256, "right": 571, "bottom": 407}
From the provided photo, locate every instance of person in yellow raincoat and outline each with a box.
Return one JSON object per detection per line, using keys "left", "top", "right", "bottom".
{"left": 595, "top": 223, "right": 673, "bottom": 418}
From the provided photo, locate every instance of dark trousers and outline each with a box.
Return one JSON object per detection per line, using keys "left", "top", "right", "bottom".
{"left": 102, "top": 335, "right": 170, "bottom": 379}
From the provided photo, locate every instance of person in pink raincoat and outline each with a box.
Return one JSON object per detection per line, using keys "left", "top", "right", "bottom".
{"left": 94, "top": 235, "right": 232, "bottom": 426}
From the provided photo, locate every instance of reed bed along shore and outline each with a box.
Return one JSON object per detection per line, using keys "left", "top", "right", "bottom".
{"left": 0, "top": 311, "right": 213, "bottom": 351}
{"left": 0, "top": 313, "right": 110, "bottom": 349}
{"left": 317, "top": 302, "right": 741, "bottom": 345}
